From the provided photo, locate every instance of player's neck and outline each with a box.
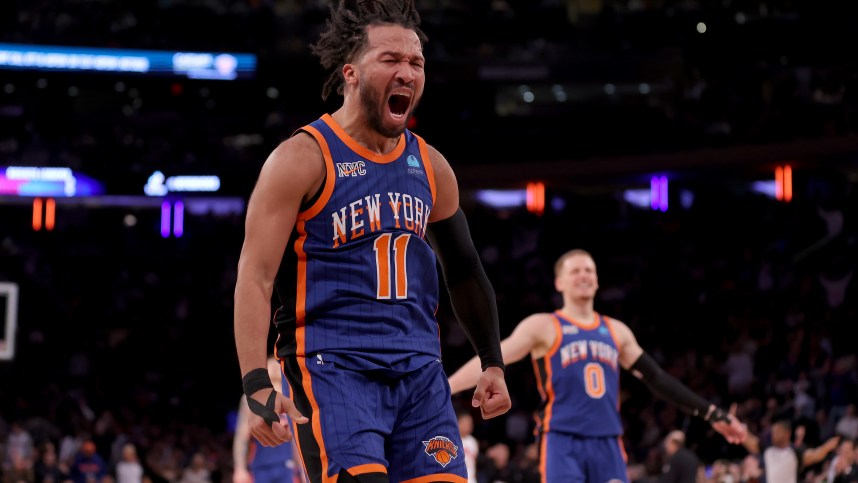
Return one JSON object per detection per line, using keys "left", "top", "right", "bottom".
{"left": 331, "top": 106, "right": 400, "bottom": 155}
{"left": 559, "top": 299, "right": 595, "bottom": 323}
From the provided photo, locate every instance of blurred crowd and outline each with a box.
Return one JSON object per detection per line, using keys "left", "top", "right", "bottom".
{"left": 2, "top": 155, "right": 857, "bottom": 482}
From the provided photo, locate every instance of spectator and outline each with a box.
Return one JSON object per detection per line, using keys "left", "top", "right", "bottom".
{"left": 178, "top": 453, "right": 210, "bottom": 483}
{"left": 660, "top": 430, "right": 700, "bottom": 483}
{"left": 457, "top": 410, "right": 479, "bottom": 483}
{"left": 5, "top": 423, "right": 34, "bottom": 466}
{"left": 836, "top": 405, "right": 858, "bottom": 441}
{"left": 114, "top": 444, "right": 142, "bottom": 483}
{"left": 738, "top": 454, "right": 762, "bottom": 483}
{"left": 827, "top": 438, "right": 858, "bottom": 483}
{"left": 33, "top": 443, "right": 68, "bottom": 483}
{"left": 68, "top": 441, "right": 107, "bottom": 483}
{"left": 3, "top": 447, "right": 35, "bottom": 483}
{"left": 748, "top": 420, "right": 840, "bottom": 483}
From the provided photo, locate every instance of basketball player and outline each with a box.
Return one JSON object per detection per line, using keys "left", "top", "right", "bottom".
{"left": 448, "top": 249, "right": 748, "bottom": 483}
{"left": 233, "top": 357, "right": 305, "bottom": 483}
{"left": 233, "top": 2, "right": 511, "bottom": 483}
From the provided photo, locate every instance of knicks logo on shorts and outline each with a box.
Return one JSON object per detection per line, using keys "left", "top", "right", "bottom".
{"left": 422, "top": 436, "right": 459, "bottom": 467}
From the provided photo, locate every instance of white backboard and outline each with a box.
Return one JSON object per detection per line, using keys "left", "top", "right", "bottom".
{"left": 0, "top": 282, "right": 19, "bottom": 360}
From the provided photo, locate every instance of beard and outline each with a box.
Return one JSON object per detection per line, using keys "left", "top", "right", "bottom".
{"left": 359, "top": 79, "right": 418, "bottom": 138}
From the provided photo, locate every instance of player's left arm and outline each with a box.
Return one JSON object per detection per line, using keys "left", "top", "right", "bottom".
{"left": 424, "top": 143, "right": 510, "bottom": 418}
{"left": 612, "top": 318, "right": 747, "bottom": 444}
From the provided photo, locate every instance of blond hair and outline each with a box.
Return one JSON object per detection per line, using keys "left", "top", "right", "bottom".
{"left": 553, "top": 249, "right": 594, "bottom": 277}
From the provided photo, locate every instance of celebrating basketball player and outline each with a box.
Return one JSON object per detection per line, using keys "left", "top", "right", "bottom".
{"left": 233, "top": 2, "right": 510, "bottom": 483}
{"left": 448, "top": 249, "right": 747, "bottom": 483}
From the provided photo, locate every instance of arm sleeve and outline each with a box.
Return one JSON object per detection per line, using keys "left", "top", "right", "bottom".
{"left": 631, "top": 352, "right": 727, "bottom": 422}
{"left": 426, "top": 208, "right": 504, "bottom": 371}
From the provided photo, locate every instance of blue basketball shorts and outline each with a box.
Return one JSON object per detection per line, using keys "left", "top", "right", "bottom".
{"left": 285, "top": 357, "right": 467, "bottom": 483}
{"left": 540, "top": 431, "right": 628, "bottom": 483}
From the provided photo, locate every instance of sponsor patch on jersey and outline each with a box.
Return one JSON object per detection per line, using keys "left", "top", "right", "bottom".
{"left": 598, "top": 326, "right": 610, "bottom": 335}
{"left": 406, "top": 155, "right": 420, "bottom": 167}
{"left": 336, "top": 161, "right": 366, "bottom": 177}
{"left": 423, "top": 436, "right": 458, "bottom": 467}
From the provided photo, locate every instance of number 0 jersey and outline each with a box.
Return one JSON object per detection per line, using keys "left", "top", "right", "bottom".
{"left": 274, "top": 114, "right": 441, "bottom": 374}
{"left": 532, "top": 311, "right": 624, "bottom": 437}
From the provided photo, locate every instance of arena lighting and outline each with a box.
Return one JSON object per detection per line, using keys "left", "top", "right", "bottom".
{"left": 0, "top": 43, "right": 256, "bottom": 80}
{"left": 29, "top": 196, "right": 55, "bottom": 232}
{"left": 0, "top": 282, "right": 19, "bottom": 360}
{"left": 774, "top": 165, "right": 793, "bottom": 202}
{"left": 161, "top": 201, "right": 171, "bottom": 238}
{"left": 650, "top": 176, "right": 668, "bottom": 212}
{"left": 32, "top": 197, "right": 42, "bottom": 231}
{"left": 144, "top": 171, "right": 221, "bottom": 195}
{"left": 526, "top": 182, "right": 545, "bottom": 215}
{"left": 474, "top": 189, "right": 527, "bottom": 209}
{"left": 752, "top": 180, "right": 778, "bottom": 199}
{"left": 173, "top": 201, "right": 184, "bottom": 238}
{"left": 159, "top": 200, "right": 186, "bottom": 238}
{"left": 1, "top": 166, "right": 103, "bottom": 197}
{"left": 45, "top": 198, "right": 55, "bottom": 231}
{"left": 624, "top": 189, "right": 651, "bottom": 209}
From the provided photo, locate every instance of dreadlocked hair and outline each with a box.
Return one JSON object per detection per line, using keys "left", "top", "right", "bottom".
{"left": 310, "top": 0, "right": 427, "bottom": 100}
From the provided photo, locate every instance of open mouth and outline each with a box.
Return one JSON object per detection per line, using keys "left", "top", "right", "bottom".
{"left": 388, "top": 94, "right": 411, "bottom": 118}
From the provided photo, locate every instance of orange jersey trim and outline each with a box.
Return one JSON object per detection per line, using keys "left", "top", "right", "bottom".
{"left": 346, "top": 464, "right": 387, "bottom": 476}
{"left": 400, "top": 474, "right": 467, "bottom": 483}
{"left": 541, "top": 361, "right": 556, "bottom": 434}
{"left": 602, "top": 316, "right": 623, "bottom": 354}
{"left": 539, "top": 433, "right": 549, "bottom": 483}
{"left": 554, "top": 310, "right": 600, "bottom": 330}
{"left": 413, "top": 134, "right": 436, "bottom": 205}
{"left": 320, "top": 114, "right": 405, "bottom": 164}
{"left": 293, "top": 218, "right": 334, "bottom": 483}
{"left": 299, "top": 125, "right": 337, "bottom": 220}
{"left": 545, "top": 315, "right": 564, "bottom": 358}
{"left": 535, "top": 316, "right": 561, "bottom": 436}
{"left": 295, "top": 219, "right": 309, "bottom": 332}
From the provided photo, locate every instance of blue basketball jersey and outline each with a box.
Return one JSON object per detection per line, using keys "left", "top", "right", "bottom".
{"left": 532, "top": 311, "right": 624, "bottom": 437}
{"left": 275, "top": 114, "right": 440, "bottom": 374}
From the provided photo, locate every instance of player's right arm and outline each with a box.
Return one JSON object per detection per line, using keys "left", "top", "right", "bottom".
{"left": 448, "top": 314, "right": 555, "bottom": 395}
{"left": 234, "top": 134, "right": 321, "bottom": 446}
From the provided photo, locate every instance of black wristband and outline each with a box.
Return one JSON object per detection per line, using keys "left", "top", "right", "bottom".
{"left": 705, "top": 406, "right": 730, "bottom": 424}
{"left": 242, "top": 368, "right": 274, "bottom": 397}
{"left": 247, "top": 389, "right": 279, "bottom": 426}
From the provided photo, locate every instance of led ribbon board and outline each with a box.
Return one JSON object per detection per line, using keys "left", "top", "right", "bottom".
{"left": 0, "top": 43, "right": 256, "bottom": 80}
{"left": 0, "top": 166, "right": 104, "bottom": 197}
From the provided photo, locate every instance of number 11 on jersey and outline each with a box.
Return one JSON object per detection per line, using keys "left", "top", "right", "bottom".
{"left": 374, "top": 233, "right": 411, "bottom": 299}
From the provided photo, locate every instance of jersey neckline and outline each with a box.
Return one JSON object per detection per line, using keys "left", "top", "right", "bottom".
{"left": 321, "top": 114, "right": 406, "bottom": 164}
{"left": 553, "top": 310, "right": 601, "bottom": 330}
